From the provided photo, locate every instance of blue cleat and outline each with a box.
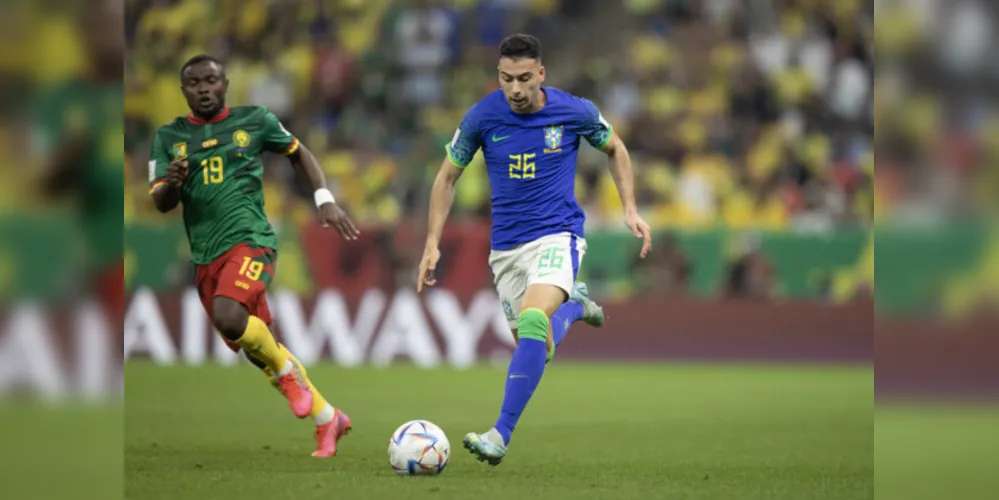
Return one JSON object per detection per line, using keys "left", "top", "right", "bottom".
{"left": 570, "top": 282, "right": 605, "bottom": 327}
{"left": 463, "top": 430, "right": 507, "bottom": 466}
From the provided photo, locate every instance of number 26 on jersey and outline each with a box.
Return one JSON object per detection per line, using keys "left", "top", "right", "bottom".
{"left": 509, "top": 153, "right": 536, "bottom": 179}
{"left": 202, "top": 156, "right": 224, "bottom": 184}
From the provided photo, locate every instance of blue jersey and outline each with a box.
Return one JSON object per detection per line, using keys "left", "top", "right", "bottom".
{"left": 445, "top": 88, "right": 613, "bottom": 250}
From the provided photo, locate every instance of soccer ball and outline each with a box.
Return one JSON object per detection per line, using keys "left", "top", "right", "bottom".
{"left": 388, "top": 420, "right": 450, "bottom": 476}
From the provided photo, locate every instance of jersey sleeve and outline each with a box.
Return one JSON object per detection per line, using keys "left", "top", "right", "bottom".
{"left": 444, "top": 108, "right": 483, "bottom": 168}
{"left": 259, "top": 108, "right": 301, "bottom": 155}
{"left": 147, "top": 129, "right": 171, "bottom": 195}
{"left": 577, "top": 98, "right": 614, "bottom": 150}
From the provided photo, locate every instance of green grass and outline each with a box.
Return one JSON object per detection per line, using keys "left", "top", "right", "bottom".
{"left": 0, "top": 401, "right": 122, "bottom": 500}
{"left": 876, "top": 402, "right": 999, "bottom": 500}
{"left": 125, "top": 362, "right": 872, "bottom": 499}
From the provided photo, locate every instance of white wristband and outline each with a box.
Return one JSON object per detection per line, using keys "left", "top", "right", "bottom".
{"left": 314, "top": 188, "right": 335, "bottom": 208}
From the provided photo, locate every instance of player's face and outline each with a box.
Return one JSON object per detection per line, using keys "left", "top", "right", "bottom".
{"left": 181, "top": 62, "right": 229, "bottom": 118}
{"left": 498, "top": 57, "right": 545, "bottom": 113}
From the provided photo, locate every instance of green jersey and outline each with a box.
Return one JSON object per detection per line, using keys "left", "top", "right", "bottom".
{"left": 148, "top": 106, "right": 300, "bottom": 265}
{"left": 33, "top": 80, "right": 124, "bottom": 272}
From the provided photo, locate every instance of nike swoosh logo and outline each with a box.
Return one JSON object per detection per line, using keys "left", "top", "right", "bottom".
{"left": 537, "top": 272, "right": 554, "bottom": 277}
{"left": 491, "top": 134, "right": 511, "bottom": 142}
{"left": 509, "top": 374, "right": 527, "bottom": 379}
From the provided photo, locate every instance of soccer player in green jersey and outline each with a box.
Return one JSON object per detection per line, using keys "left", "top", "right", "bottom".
{"left": 148, "top": 55, "right": 360, "bottom": 458}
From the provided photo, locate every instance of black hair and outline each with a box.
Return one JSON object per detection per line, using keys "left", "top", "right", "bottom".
{"left": 499, "top": 34, "right": 542, "bottom": 61}
{"left": 179, "top": 54, "right": 224, "bottom": 80}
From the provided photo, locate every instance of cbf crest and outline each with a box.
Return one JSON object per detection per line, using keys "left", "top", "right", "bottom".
{"left": 543, "top": 125, "right": 563, "bottom": 154}
{"left": 233, "top": 129, "right": 251, "bottom": 157}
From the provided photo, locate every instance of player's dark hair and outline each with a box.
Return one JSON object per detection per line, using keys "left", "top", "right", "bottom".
{"left": 179, "top": 54, "right": 224, "bottom": 80}
{"left": 499, "top": 34, "right": 542, "bottom": 61}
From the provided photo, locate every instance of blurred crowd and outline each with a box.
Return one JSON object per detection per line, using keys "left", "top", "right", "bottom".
{"left": 875, "top": 0, "right": 998, "bottom": 225}
{"left": 117, "top": 0, "right": 876, "bottom": 232}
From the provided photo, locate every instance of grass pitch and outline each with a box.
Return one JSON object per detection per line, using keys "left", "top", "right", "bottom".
{"left": 0, "top": 401, "right": 122, "bottom": 500}
{"left": 125, "top": 362, "right": 872, "bottom": 499}
{"left": 876, "top": 402, "right": 999, "bottom": 500}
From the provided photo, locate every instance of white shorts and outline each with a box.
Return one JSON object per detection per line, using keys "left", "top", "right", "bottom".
{"left": 488, "top": 232, "right": 587, "bottom": 330}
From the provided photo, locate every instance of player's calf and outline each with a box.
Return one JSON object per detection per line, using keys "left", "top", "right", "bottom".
{"left": 245, "top": 351, "right": 282, "bottom": 394}
{"left": 487, "top": 297, "right": 557, "bottom": 451}
{"left": 213, "top": 296, "right": 313, "bottom": 418}
{"left": 467, "top": 310, "right": 547, "bottom": 465}
{"left": 250, "top": 344, "right": 350, "bottom": 454}
{"left": 546, "top": 282, "right": 603, "bottom": 363}
{"left": 212, "top": 297, "right": 286, "bottom": 371}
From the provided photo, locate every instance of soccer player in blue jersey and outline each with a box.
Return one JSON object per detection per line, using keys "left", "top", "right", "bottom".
{"left": 417, "top": 34, "right": 652, "bottom": 465}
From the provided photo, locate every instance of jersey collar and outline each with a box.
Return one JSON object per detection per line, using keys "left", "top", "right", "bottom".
{"left": 187, "top": 107, "right": 230, "bottom": 125}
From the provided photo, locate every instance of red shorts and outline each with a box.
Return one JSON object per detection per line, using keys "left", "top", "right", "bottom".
{"left": 95, "top": 260, "right": 124, "bottom": 325}
{"left": 195, "top": 244, "right": 277, "bottom": 353}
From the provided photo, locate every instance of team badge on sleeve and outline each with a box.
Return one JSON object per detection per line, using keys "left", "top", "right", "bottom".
{"left": 543, "top": 125, "right": 563, "bottom": 153}
{"left": 172, "top": 142, "right": 187, "bottom": 159}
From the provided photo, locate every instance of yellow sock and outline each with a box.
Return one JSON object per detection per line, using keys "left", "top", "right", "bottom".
{"left": 258, "top": 343, "right": 332, "bottom": 422}
{"left": 234, "top": 315, "right": 290, "bottom": 374}
{"left": 307, "top": 381, "right": 329, "bottom": 420}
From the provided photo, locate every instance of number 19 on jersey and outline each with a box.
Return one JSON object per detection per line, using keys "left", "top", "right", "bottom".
{"left": 202, "top": 156, "right": 224, "bottom": 184}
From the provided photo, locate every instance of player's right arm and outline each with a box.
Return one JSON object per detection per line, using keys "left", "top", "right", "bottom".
{"left": 418, "top": 111, "right": 482, "bottom": 292}
{"left": 148, "top": 129, "right": 187, "bottom": 213}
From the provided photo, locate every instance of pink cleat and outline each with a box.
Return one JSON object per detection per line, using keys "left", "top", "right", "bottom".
{"left": 276, "top": 367, "right": 314, "bottom": 419}
{"left": 312, "top": 409, "right": 352, "bottom": 458}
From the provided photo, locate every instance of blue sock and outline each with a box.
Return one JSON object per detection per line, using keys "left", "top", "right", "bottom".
{"left": 493, "top": 338, "right": 546, "bottom": 445}
{"left": 550, "top": 300, "right": 584, "bottom": 347}
{"left": 494, "top": 309, "right": 549, "bottom": 446}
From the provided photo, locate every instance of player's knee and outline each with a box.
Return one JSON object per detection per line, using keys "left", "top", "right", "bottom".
{"left": 521, "top": 284, "right": 567, "bottom": 317}
{"left": 516, "top": 308, "right": 549, "bottom": 342}
{"left": 212, "top": 297, "right": 249, "bottom": 340}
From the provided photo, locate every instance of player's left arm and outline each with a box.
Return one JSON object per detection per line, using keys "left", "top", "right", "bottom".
{"left": 579, "top": 100, "right": 652, "bottom": 258}
{"left": 259, "top": 109, "right": 359, "bottom": 240}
